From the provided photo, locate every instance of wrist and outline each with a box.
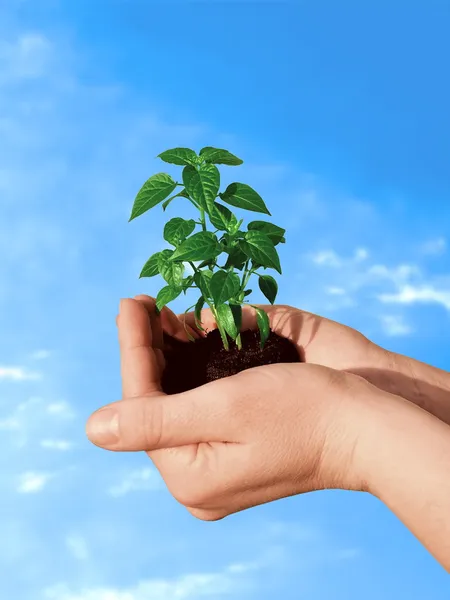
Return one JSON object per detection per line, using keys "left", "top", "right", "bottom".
{"left": 375, "top": 349, "right": 450, "bottom": 425}
{"left": 352, "top": 382, "right": 450, "bottom": 498}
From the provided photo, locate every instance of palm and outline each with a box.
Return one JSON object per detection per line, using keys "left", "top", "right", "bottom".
{"left": 182, "top": 303, "right": 379, "bottom": 373}
{"left": 120, "top": 296, "right": 379, "bottom": 517}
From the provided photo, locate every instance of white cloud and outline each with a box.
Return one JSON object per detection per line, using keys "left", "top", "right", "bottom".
{"left": 335, "top": 548, "right": 362, "bottom": 560}
{"left": 305, "top": 244, "right": 450, "bottom": 332}
{"left": 420, "top": 237, "right": 446, "bottom": 256}
{"left": 325, "top": 286, "right": 347, "bottom": 296}
{"left": 0, "top": 33, "right": 52, "bottom": 82}
{"left": 108, "top": 468, "right": 163, "bottom": 497}
{"left": 40, "top": 439, "right": 73, "bottom": 451}
{"left": 66, "top": 535, "right": 89, "bottom": 561}
{"left": 0, "top": 366, "right": 42, "bottom": 381}
{"left": 46, "top": 401, "right": 75, "bottom": 419}
{"left": 17, "top": 471, "right": 53, "bottom": 493}
{"left": 310, "top": 247, "right": 369, "bottom": 269}
{"left": 379, "top": 315, "right": 413, "bottom": 337}
{"left": 30, "top": 349, "right": 51, "bottom": 360}
{"left": 0, "top": 416, "right": 20, "bottom": 431}
{"left": 0, "top": 396, "right": 76, "bottom": 450}
{"left": 379, "top": 284, "right": 450, "bottom": 311}
{"left": 368, "top": 263, "right": 420, "bottom": 285}
{"left": 43, "top": 562, "right": 255, "bottom": 600}
{"left": 310, "top": 249, "right": 342, "bottom": 267}
{"left": 354, "top": 247, "right": 369, "bottom": 262}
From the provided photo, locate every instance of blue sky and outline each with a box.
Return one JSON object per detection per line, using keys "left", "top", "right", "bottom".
{"left": 1, "top": 0, "right": 450, "bottom": 598}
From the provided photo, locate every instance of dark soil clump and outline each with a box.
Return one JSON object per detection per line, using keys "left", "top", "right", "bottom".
{"left": 161, "top": 329, "right": 302, "bottom": 394}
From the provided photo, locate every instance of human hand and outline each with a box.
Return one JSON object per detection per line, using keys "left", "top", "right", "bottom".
{"left": 85, "top": 297, "right": 379, "bottom": 520}
{"left": 183, "top": 303, "right": 450, "bottom": 425}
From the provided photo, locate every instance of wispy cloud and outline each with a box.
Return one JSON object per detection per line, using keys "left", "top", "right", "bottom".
{"left": 379, "top": 315, "right": 413, "bottom": 337}
{"left": 379, "top": 284, "right": 450, "bottom": 311}
{"left": 0, "top": 33, "right": 52, "bottom": 83}
{"left": 40, "top": 439, "right": 73, "bottom": 451}
{"left": 420, "top": 237, "right": 447, "bottom": 256}
{"left": 65, "top": 535, "right": 89, "bottom": 561}
{"left": 304, "top": 243, "right": 450, "bottom": 334}
{"left": 43, "top": 561, "right": 257, "bottom": 600}
{"left": 29, "top": 349, "right": 51, "bottom": 360}
{"left": 46, "top": 401, "right": 75, "bottom": 419}
{"left": 0, "top": 366, "right": 42, "bottom": 381}
{"left": 108, "top": 468, "right": 163, "bottom": 497}
{"left": 16, "top": 471, "right": 53, "bottom": 493}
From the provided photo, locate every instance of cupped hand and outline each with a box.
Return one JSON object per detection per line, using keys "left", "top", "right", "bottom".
{"left": 183, "top": 302, "right": 450, "bottom": 424}
{"left": 86, "top": 296, "right": 381, "bottom": 520}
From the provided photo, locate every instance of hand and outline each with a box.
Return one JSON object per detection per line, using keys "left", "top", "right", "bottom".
{"left": 86, "top": 297, "right": 377, "bottom": 520}
{"left": 183, "top": 303, "right": 450, "bottom": 425}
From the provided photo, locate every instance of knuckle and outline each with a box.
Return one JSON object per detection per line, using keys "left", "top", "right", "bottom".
{"left": 186, "top": 507, "right": 226, "bottom": 522}
{"left": 140, "top": 399, "right": 164, "bottom": 449}
{"left": 171, "top": 481, "right": 210, "bottom": 509}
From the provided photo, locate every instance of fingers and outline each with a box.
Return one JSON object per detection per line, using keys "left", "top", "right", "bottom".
{"left": 85, "top": 383, "right": 236, "bottom": 452}
{"left": 183, "top": 304, "right": 292, "bottom": 335}
{"left": 118, "top": 299, "right": 163, "bottom": 398}
{"left": 134, "top": 294, "right": 199, "bottom": 342}
{"left": 133, "top": 295, "right": 164, "bottom": 349}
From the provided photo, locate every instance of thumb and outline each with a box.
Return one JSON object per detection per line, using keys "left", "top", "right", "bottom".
{"left": 85, "top": 387, "right": 235, "bottom": 452}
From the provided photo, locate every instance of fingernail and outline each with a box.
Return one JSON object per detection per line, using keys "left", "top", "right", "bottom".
{"left": 86, "top": 408, "right": 119, "bottom": 446}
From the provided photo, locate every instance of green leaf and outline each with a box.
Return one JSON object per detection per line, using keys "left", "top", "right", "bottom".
{"left": 130, "top": 173, "right": 177, "bottom": 221}
{"left": 158, "top": 148, "right": 198, "bottom": 166}
{"left": 194, "top": 296, "right": 205, "bottom": 330}
{"left": 216, "top": 303, "right": 238, "bottom": 340}
{"left": 158, "top": 252, "right": 184, "bottom": 286}
{"left": 163, "top": 217, "right": 196, "bottom": 246}
{"left": 224, "top": 246, "right": 247, "bottom": 270}
{"left": 194, "top": 269, "right": 213, "bottom": 299}
{"left": 210, "top": 270, "right": 240, "bottom": 305}
{"left": 139, "top": 252, "right": 160, "bottom": 278}
{"left": 209, "top": 202, "right": 238, "bottom": 232}
{"left": 197, "top": 259, "right": 214, "bottom": 269}
{"left": 229, "top": 303, "right": 242, "bottom": 333}
{"left": 156, "top": 285, "right": 182, "bottom": 312}
{"left": 244, "top": 289, "right": 252, "bottom": 297}
{"left": 171, "top": 232, "right": 221, "bottom": 262}
{"left": 162, "top": 189, "right": 189, "bottom": 211}
{"left": 182, "top": 275, "right": 194, "bottom": 291}
{"left": 248, "top": 221, "right": 286, "bottom": 245}
{"left": 258, "top": 275, "right": 278, "bottom": 304}
{"left": 240, "top": 231, "right": 282, "bottom": 274}
{"left": 220, "top": 183, "right": 270, "bottom": 215}
{"left": 255, "top": 307, "right": 270, "bottom": 348}
{"left": 182, "top": 164, "right": 220, "bottom": 213}
{"left": 200, "top": 147, "right": 243, "bottom": 166}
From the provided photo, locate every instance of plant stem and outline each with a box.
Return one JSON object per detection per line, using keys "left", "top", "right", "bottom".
{"left": 199, "top": 208, "right": 207, "bottom": 231}
{"left": 211, "top": 306, "right": 229, "bottom": 350}
{"left": 238, "top": 261, "right": 254, "bottom": 300}
{"left": 236, "top": 333, "right": 242, "bottom": 350}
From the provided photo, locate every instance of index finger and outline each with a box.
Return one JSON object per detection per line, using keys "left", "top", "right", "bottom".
{"left": 118, "top": 298, "right": 163, "bottom": 398}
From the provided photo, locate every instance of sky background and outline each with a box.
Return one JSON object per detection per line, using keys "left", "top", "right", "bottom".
{"left": 1, "top": 0, "right": 450, "bottom": 598}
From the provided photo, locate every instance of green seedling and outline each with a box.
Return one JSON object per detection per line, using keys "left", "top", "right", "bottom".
{"left": 129, "top": 146, "right": 285, "bottom": 350}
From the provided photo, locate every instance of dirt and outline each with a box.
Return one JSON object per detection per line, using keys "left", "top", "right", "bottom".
{"left": 161, "top": 328, "right": 302, "bottom": 394}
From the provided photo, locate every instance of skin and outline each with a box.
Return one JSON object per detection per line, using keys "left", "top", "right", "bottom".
{"left": 86, "top": 297, "right": 450, "bottom": 572}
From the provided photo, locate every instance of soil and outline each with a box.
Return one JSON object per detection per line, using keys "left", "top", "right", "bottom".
{"left": 161, "top": 328, "right": 303, "bottom": 394}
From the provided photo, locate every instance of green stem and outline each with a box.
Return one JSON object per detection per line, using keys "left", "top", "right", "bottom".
{"left": 236, "top": 333, "right": 242, "bottom": 350}
{"left": 199, "top": 208, "right": 207, "bottom": 231}
{"left": 238, "top": 261, "right": 254, "bottom": 301}
{"left": 211, "top": 305, "right": 229, "bottom": 350}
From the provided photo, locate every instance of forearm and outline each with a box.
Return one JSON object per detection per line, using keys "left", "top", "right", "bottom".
{"left": 360, "top": 390, "right": 450, "bottom": 572}
{"left": 370, "top": 349, "right": 450, "bottom": 425}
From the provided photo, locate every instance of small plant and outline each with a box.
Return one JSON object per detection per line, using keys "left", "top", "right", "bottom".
{"left": 129, "top": 146, "right": 286, "bottom": 350}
